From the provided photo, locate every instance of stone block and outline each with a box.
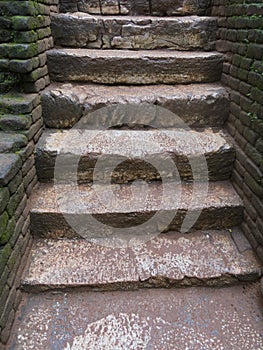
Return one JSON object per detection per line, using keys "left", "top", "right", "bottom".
{"left": 0, "top": 114, "right": 32, "bottom": 132}
{"left": 8, "top": 171, "right": 23, "bottom": 195}
{"left": 0, "top": 154, "right": 21, "bottom": 186}
{"left": 0, "top": 244, "right": 12, "bottom": 277}
{"left": 0, "top": 189, "right": 9, "bottom": 215}
{"left": 0, "top": 212, "right": 9, "bottom": 245}
{"left": 0, "top": 132, "right": 27, "bottom": 153}
{"left": 0, "top": 93, "right": 40, "bottom": 115}
{"left": 0, "top": 218, "right": 15, "bottom": 247}
{"left": 9, "top": 57, "right": 39, "bottom": 73}
{"left": 244, "top": 172, "right": 263, "bottom": 198}
{"left": 7, "top": 184, "right": 25, "bottom": 217}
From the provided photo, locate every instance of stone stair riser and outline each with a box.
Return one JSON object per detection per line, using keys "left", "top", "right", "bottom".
{"left": 51, "top": 14, "right": 217, "bottom": 51}
{"left": 30, "top": 206, "right": 243, "bottom": 239}
{"left": 47, "top": 49, "right": 223, "bottom": 84}
{"left": 36, "top": 152, "right": 235, "bottom": 183}
{"left": 41, "top": 83, "right": 230, "bottom": 129}
{"left": 59, "top": 0, "right": 211, "bottom": 16}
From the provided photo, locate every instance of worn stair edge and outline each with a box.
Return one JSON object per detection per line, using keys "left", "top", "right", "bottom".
{"left": 29, "top": 181, "right": 243, "bottom": 238}
{"left": 41, "top": 83, "right": 230, "bottom": 129}
{"left": 51, "top": 13, "right": 217, "bottom": 51}
{"left": 35, "top": 128, "right": 235, "bottom": 183}
{"left": 59, "top": 0, "right": 211, "bottom": 16}
{"left": 47, "top": 49, "right": 223, "bottom": 84}
{"left": 8, "top": 283, "right": 263, "bottom": 350}
{"left": 21, "top": 229, "right": 262, "bottom": 292}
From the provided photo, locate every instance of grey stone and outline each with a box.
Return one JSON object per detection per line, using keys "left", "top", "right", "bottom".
{"left": 41, "top": 83, "right": 229, "bottom": 128}
{"left": 0, "top": 93, "right": 40, "bottom": 114}
{"left": 35, "top": 128, "right": 235, "bottom": 183}
{"left": 30, "top": 181, "right": 243, "bottom": 238}
{"left": 0, "top": 132, "right": 27, "bottom": 153}
{"left": 60, "top": 0, "right": 211, "bottom": 15}
{"left": 47, "top": 49, "right": 223, "bottom": 84}
{"left": 22, "top": 231, "right": 261, "bottom": 292}
{"left": 0, "top": 114, "right": 32, "bottom": 131}
{"left": 0, "top": 188, "right": 9, "bottom": 215}
{"left": 0, "top": 154, "right": 21, "bottom": 186}
{"left": 51, "top": 13, "right": 217, "bottom": 51}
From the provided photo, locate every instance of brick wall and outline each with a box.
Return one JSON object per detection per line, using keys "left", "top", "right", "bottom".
{"left": 212, "top": 0, "right": 263, "bottom": 262}
{"left": 0, "top": 1, "right": 58, "bottom": 347}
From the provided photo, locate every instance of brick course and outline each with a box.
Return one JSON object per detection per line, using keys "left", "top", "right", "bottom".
{"left": 0, "top": 0, "right": 58, "bottom": 346}
{"left": 212, "top": 0, "right": 263, "bottom": 261}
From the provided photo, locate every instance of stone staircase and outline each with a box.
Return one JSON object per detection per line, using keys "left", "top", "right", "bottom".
{"left": 8, "top": 0, "right": 263, "bottom": 349}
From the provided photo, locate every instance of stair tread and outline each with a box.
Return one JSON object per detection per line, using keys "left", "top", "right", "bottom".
{"left": 47, "top": 49, "right": 223, "bottom": 84}
{"left": 30, "top": 181, "right": 243, "bottom": 237}
{"left": 49, "top": 48, "right": 222, "bottom": 58}
{"left": 9, "top": 283, "right": 263, "bottom": 349}
{"left": 44, "top": 81, "right": 227, "bottom": 98}
{"left": 41, "top": 82, "right": 230, "bottom": 128}
{"left": 39, "top": 128, "right": 233, "bottom": 158}
{"left": 55, "top": 13, "right": 216, "bottom": 20}
{"left": 22, "top": 229, "right": 261, "bottom": 290}
{"left": 51, "top": 13, "right": 217, "bottom": 51}
{"left": 36, "top": 127, "right": 235, "bottom": 182}
{"left": 56, "top": 13, "right": 216, "bottom": 20}
{"left": 32, "top": 181, "right": 242, "bottom": 214}
{"left": 59, "top": 0, "right": 211, "bottom": 16}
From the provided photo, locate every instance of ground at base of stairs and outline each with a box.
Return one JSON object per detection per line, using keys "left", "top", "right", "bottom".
{"left": 8, "top": 282, "right": 263, "bottom": 350}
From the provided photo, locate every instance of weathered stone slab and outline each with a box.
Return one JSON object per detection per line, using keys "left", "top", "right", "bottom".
{"left": 0, "top": 154, "right": 21, "bottom": 186}
{"left": 59, "top": 0, "right": 211, "bottom": 15}
{"left": 9, "top": 283, "right": 263, "bottom": 349}
{"left": 30, "top": 181, "right": 243, "bottom": 238}
{"left": 22, "top": 229, "right": 261, "bottom": 291}
{"left": 41, "top": 83, "right": 230, "bottom": 128}
{"left": 0, "top": 132, "right": 27, "bottom": 153}
{"left": 0, "top": 114, "right": 32, "bottom": 131}
{"left": 47, "top": 49, "right": 223, "bottom": 84}
{"left": 51, "top": 13, "right": 217, "bottom": 51}
{"left": 35, "top": 128, "right": 235, "bottom": 183}
{"left": 0, "top": 93, "right": 40, "bottom": 114}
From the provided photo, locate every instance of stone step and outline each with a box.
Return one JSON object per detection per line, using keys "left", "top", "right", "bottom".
{"left": 22, "top": 229, "right": 261, "bottom": 292}
{"left": 51, "top": 13, "right": 217, "bottom": 51}
{"left": 59, "top": 0, "right": 211, "bottom": 16}
{"left": 47, "top": 49, "right": 223, "bottom": 84}
{"left": 36, "top": 128, "right": 235, "bottom": 183}
{"left": 41, "top": 83, "right": 230, "bottom": 129}
{"left": 30, "top": 181, "right": 243, "bottom": 238}
{"left": 9, "top": 283, "right": 263, "bottom": 349}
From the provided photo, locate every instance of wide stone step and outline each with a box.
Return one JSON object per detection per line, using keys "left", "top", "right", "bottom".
{"left": 41, "top": 83, "right": 230, "bottom": 129}
{"left": 51, "top": 13, "right": 217, "bottom": 51}
{"left": 47, "top": 49, "right": 223, "bottom": 84}
{"left": 59, "top": 0, "right": 211, "bottom": 16}
{"left": 36, "top": 128, "right": 235, "bottom": 183}
{"left": 9, "top": 283, "right": 263, "bottom": 349}
{"left": 30, "top": 181, "right": 243, "bottom": 238}
{"left": 22, "top": 229, "right": 261, "bottom": 292}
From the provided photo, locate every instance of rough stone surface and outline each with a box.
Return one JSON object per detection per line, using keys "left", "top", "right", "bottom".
{"left": 0, "top": 154, "right": 21, "bottom": 186}
{"left": 35, "top": 128, "right": 235, "bottom": 183}
{"left": 59, "top": 0, "right": 211, "bottom": 16}
{"left": 8, "top": 283, "right": 263, "bottom": 349}
{"left": 47, "top": 49, "right": 224, "bottom": 84}
{"left": 51, "top": 13, "right": 217, "bottom": 51}
{"left": 30, "top": 181, "right": 243, "bottom": 238}
{"left": 0, "top": 94, "right": 40, "bottom": 115}
{"left": 41, "top": 83, "right": 230, "bottom": 128}
{"left": 22, "top": 229, "right": 262, "bottom": 291}
{"left": 0, "top": 132, "right": 27, "bottom": 153}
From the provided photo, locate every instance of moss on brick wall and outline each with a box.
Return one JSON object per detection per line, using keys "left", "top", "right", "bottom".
{"left": 0, "top": 0, "right": 57, "bottom": 94}
{"left": 0, "top": 1, "right": 58, "bottom": 347}
{"left": 212, "top": 0, "right": 263, "bottom": 261}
